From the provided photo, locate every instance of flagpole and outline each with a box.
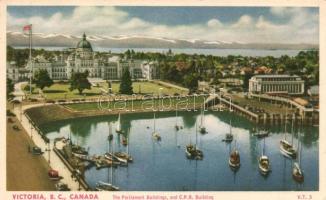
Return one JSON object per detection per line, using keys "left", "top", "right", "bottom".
{"left": 29, "top": 24, "right": 32, "bottom": 95}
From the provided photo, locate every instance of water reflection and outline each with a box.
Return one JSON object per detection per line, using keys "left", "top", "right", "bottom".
{"left": 42, "top": 110, "right": 319, "bottom": 191}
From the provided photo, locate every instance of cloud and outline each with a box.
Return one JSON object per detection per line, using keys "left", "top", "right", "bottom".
{"left": 207, "top": 19, "right": 223, "bottom": 27}
{"left": 7, "top": 6, "right": 318, "bottom": 44}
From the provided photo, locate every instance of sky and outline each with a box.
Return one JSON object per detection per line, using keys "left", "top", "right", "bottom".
{"left": 7, "top": 6, "right": 319, "bottom": 44}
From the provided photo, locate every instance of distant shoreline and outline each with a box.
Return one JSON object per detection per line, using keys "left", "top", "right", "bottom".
{"left": 9, "top": 46, "right": 318, "bottom": 57}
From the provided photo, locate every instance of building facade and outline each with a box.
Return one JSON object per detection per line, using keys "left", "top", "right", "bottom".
{"left": 25, "top": 33, "right": 159, "bottom": 81}
{"left": 249, "top": 74, "right": 304, "bottom": 95}
{"left": 7, "top": 61, "right": 30, "bottom": 82}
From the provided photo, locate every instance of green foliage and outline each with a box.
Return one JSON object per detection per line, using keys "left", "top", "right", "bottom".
{"left": 183, "top": 73, "right": 201, "bottom": 93}
{"left": 243, "top": 72, "right": 254, "bottom": 91}
{"left": 119, "top": 68, "right": 133, "bottom": 94}
{"left": 7, "top": 78, "right": 14, "bottom": 99}
{"left": 69, "top": 71, "right": 91, "bottom": 94}
{"left": 33, "top": 69, "right": 54, "bottom": 90}
{"left": 23, "top": 84, "right": 35, "bottom": 92}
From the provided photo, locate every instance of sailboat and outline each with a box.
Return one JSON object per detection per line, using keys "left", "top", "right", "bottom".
{"left": 292, "top": 126, "right": 304, "bottom": 183}
{"left": 280, "top": 114, "right": 297, "bottom": 159}
{"left": 116, "top": 113, "right": 124, "bottom": 134}
{"left": 199, "top": 106, "right": 207, "bottom": 134}
{"left": 96, "top": 127, "right": 120, "bottom": 191}
{"left": 175, "top": 107, "right": 180, "bottom": 131}
{"left": 152, "top": 113, "right": 161, "bottom": 141}
{"left": 224, "top": 119, "right": 233, "bottom": 143}
{"left": 229, "top": 128, "right": 240, "bottom": 170}
{"left": 254, "top": 127, "right": 269, "bottom": 138}
{"left": 185, "top": 121, "right": 203, "bottom": 160}
{"left": 258, "top": 137, "right": 271, "bottom": 175}
{"left": 114, "top": 127, "right": 133, "bottom": 163}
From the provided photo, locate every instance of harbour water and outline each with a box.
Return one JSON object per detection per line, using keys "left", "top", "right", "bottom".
{"left": 41, "top": 111, "right": 319, "bottom": 191}
{"left": 14, "top": 46, "right": 306, "bottom": 57}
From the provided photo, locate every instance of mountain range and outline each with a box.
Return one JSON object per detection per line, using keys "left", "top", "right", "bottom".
{"left": 7, "top": 31, "right": 318, "bottom": 50}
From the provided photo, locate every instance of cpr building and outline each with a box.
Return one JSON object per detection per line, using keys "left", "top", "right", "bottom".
{"left": 248, "top": 74, "right": 304, "bottom": 95}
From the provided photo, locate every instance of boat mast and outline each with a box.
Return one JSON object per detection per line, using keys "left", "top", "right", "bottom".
{"left": 291, "top": 115, "right": 294, "bottom": 146}
{"left": 200, "top": 106, "right": 204, "bottom": 127}
{"left": 284, "top": 107, "right": 287, "bottom": 140}
{"left": 195, "top": 121, "right": 198, "bottom": 148}
{"left": 229, "top": 119, "right": 232, "bottom": 135}
{"left": 117, "top": 113, "right": 121, "bottom": 131}
{"left": 111, "top": 128, "right": 114, "bottom": 185}
{"left": 175, "top": 106, "right": 178, "bottom": 127}
{"left": 262, "top": 137, "right": 265, "bottom": 156}
{"left": 153, "top": 113, "right": 156, "bottom": 133}
{"left": 127, "top": 127, "right": 130, "bottom": 155}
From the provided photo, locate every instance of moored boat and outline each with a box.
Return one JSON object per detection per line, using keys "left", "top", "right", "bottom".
{"left": 280, "top": 139, "right": 296, "bottom": 158}
{"left": 229, "top": 150, "right": 240, "bottom": 169}
{"left": 116, "top": 113, "right": 124, "bottom": 134}
{"left": 95, "top": 181, "right": 119, "bottom": 191}
{"left": 258, "top": 155, "right": 270, "bottom": 175}
{"left": 152, "top": 113, "right": 161, "bottom": 141}
{"left": 292, "top": 162, "right": 304, "bottom": 183}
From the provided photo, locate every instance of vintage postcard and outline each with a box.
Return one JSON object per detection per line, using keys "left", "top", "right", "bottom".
{"left": 1, "top": 1, "right": 325, "bottom": 200}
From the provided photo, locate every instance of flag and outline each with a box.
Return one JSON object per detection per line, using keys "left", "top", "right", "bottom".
{"left": 23, "top": 24, "right": 32, "bottom": 32}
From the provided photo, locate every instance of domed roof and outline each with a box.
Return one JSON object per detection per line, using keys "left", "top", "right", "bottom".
{"left": 76, "top": 33, "right": 93, "bottom": 51}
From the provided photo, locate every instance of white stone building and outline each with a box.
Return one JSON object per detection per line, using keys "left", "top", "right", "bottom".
{"left": 248, "top": 74, "right": 304, "bottom": 95}
{"left": 25, "top": 33, "right": 159, "bottom": 81}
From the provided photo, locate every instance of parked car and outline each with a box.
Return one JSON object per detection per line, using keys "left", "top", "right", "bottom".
{"left": 55, "top": 182, "right": 71, "bottom": 191}
{"left": 31, "top": 146, "right": 44, "bottom": 155}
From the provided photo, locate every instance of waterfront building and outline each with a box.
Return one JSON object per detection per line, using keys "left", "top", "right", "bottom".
{"left": 7, "top": 61, "right": 29, "bottom": 82}
{"left": 248, "top": 74, "right": 304, "bottom": 95}
{"left": 25, "top": 33, "right": 159, "bottom": 81}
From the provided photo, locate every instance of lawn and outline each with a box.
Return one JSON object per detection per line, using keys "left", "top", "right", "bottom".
{"left": 65, "top": 96, "right": 206, "bottom": 112}
{"left": 22, "top": 83, "right": 103, "bottom": 100}
{"left": 99, "top": 81, "right": 187, "bottom": 96}
{"left": 22, "top": 81, "right": 187, "bottom": 100}
{"left": 231, "top": 94, "right": 297, "bottom": 114}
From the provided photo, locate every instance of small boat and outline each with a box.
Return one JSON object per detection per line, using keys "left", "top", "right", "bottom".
{"left": 280, "top": 139, "right": 296, "bottom": 158}
{"left": 258, "top": 155, "right": 270, "bottom": 175}
{"left": 280, "top": 114, "right": 296, "bottom": 159}
{"left": 116, "top": 113, "right": 124, "bottom": 134}
{"left": 115, "top": 152, "right": 133, "bottom": 162}
{"left": 175, "top": 108, "right": 180, "bottom": 131}
{"left": 108, "top": 134, "right": 113, "bottom": 141}
{"left": 292, "top": 162, "right": 304, "bottom": 183}
{"left": 71, "top": 143, "right": 88, "bottom": 157}
{"left": 95, "top": 181, "right": 119, "bottom": 191}
{"left": 199, "top": 108, "right": 207, "bottom": 134}
{"left": 258, "top": 137, "right": 270, "bottom": 175}
{"left": 185, "top": 144, "right": 203, "bottom": 160}
{"left": 292, "top": 129, "right": 304, "bottom": 183}
{"left": 254, "top": 130, "right": 269, "bottom": 138}
{"left": 223, "top": 119, "right": 233, "bottom": 143}
{"left": 185, "top": 121, "right": 203, "bottom": 160}
{"left": 107, "top": 152, "right": 128, "bottom": 164}
{"left": 122, "top": 136, "right": 128, "bottom": 146}
{"left": 229, "top": 150, "right": 240, "bottom": 169}
{"left": 152, "top": 113, "right": 161, "bottom": 141}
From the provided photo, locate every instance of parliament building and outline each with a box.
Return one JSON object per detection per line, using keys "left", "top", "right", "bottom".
{"left": 20, "top": 33, "right": 160, "bottom": 81}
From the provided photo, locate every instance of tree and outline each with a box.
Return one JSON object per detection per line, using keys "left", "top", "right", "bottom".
{"left": 7, "top": 78, "right": 14, "bottom": 99}
{"left": 119, "top": 68, "right": 133, "bottom": 95}
{"left": 69, "top": 71, "right": 91, "bottom": 94}
{"left": 183, "top": 73, "right": 201, "bottom": 93}
{"left": 33, "top": 69, "right": 53, "bottom": 90}
{"left": 243, "top": 72, "right": 253, "bottom": 91}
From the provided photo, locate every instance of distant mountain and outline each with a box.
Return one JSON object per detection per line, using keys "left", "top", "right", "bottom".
{"left": 7, "top": 31, "right": 318, "bottom": 50}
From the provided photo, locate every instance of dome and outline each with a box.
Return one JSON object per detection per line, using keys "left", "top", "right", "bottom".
{"left": 76, "top": 33, "right": 93, "bottom": 51}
